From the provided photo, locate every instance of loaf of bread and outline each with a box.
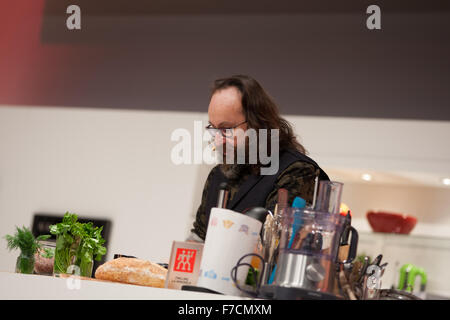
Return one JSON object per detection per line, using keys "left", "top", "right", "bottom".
{"left": 95, "top": 257, "right": 167, "bottom": 288}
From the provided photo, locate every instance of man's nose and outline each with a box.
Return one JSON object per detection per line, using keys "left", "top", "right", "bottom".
{"left": 214, "top": 132, "right": 226, "bottom": 146}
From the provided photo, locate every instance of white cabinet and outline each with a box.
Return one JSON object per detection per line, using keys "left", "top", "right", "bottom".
{"left": 357, "top": 231, "right": 450, "bottom": 298}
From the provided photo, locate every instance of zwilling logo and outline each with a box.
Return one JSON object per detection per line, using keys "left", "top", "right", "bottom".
{"left": 174, "top": 248, "right": 197, "bottom": 273}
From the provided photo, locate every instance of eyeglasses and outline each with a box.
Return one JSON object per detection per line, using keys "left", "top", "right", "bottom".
{"left": 205, "top": 121, "right": 247, "bottom": 138}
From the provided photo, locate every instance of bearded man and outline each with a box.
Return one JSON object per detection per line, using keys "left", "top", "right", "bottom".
{"left": 188, "top": 75, "right": 329, "bottom": 242}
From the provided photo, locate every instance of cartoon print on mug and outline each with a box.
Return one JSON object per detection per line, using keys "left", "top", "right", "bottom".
{"left": 238, "top": 224, "right": 249, "bottom": 235}
{"left": 222, "top": 219, "right": 234, "bottom": 229}
{"left": 204, "top": 269, "right": 217, "bottom": 279}
{"left": 210, "top": 216, "right": 218, "bottom": 227}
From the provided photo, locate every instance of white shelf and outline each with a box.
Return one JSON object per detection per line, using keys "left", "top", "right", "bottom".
{"left": 358, "top": 231, "right": 450, "bottom": 251}
{"left": 356, "top": 231, "right": 450, "bottom": 298}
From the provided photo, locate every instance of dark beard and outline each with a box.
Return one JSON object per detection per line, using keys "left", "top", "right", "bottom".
{"left": 216, "top": 138, "right": 260, "bottom": 181}
{"left": 219, "top": 163, "right": 253, "bottom": 182}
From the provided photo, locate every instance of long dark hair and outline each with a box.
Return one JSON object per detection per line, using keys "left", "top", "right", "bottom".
{"left": 211, "top": 75, "right": 307, "bottom": 154}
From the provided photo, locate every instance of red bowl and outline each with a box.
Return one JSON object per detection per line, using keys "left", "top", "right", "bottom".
{"left": 366, "top": 211, "right": 417, "bottom": 234}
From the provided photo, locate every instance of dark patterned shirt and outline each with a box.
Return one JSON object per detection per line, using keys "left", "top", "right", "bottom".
{"left": 191, "top": 161, "right": 319, "bottom": 240}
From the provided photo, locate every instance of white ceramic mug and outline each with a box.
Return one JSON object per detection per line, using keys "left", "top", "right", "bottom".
{"left": 197, "top": 208, "right": 263, "bottom": 296}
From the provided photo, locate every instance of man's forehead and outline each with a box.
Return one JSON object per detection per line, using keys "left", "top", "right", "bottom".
{"left": 208, "top": 87, "right": 244, "bottom": 125}
{"left": 210, "top": 88, "right": 242, "bottom": 107}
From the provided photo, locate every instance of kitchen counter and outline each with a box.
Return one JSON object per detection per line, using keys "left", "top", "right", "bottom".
{"left": 0, "top": 272, "right": 246, "bottom": 300}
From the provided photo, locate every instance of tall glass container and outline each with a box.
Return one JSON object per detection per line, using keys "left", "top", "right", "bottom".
{"left": 53, "top": 235, "right": 94, "bottom": 278}
{"left": 315, "top": 181, "right": 343, "bottom": 214}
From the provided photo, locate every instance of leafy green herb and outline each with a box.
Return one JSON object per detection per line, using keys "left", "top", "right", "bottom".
{"left": 49, "top": 212, "right": 106, "bottom": 277}
{"left": 4, "top": 226, "right": 51, "bottom": 274}
{"left": 41, "top": 247, "right": 55, "bottom": 259}
{"left": 5, "top": 226, "right": 51, "bottom": 257}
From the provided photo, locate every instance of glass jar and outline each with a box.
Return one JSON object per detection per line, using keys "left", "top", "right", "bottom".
{"left": 15, "top": 253, "right": 35, "bottom": 274}
{"left": 53, "top": 235, "right": 94, "bottom": 278}
{"left": 34, "top": 241, "right": 56, "bottom": 276}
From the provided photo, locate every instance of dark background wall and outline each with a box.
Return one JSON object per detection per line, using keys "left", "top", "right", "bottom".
{"left": 1, "top": 0, "right": 449, "bottom": 120}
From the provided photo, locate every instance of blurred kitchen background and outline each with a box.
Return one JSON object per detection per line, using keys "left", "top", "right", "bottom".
{"left": 1, "top": 1, "right": 449, "bottom": 297}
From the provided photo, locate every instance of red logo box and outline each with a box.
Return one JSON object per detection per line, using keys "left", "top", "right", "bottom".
{"left": 173, "top": 248, "right": 197, "bottom": 273}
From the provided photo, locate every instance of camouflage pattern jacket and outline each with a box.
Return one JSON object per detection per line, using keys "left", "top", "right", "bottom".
{"left": 190, "top": 161, "right": 322, "bottom": 241}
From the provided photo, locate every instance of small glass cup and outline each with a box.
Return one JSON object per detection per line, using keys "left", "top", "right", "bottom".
{"left": 15, "top": 253, "right": 35, "bottom": 274}
{"left": 315, "top": 181, "right": 344, "bottom": 214}
{"left": 34, "top": 241, "right": 56, "bottom": 276}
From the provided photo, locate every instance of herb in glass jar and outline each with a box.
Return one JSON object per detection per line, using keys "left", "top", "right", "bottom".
{"left": 49, "top": 212, "right": 106, "bottom": 277}
{"left": 4, "top": 226, "right": 51, "bottom": 274}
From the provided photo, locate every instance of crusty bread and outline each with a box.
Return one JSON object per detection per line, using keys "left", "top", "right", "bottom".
{"left": 95, "top": 257, "right": 167, "bottom": 288}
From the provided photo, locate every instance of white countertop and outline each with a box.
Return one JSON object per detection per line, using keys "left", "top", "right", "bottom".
{"left": 0, "top": 272, "right": 247, "bottom": 300}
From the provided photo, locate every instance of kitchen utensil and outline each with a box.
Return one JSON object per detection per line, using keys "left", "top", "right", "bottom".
{"left": 362, "top": 264, "right": 382, "bottom": 300}
{"left": 311, "top": 175, "right": 319, "bottom": 209}
{"left": 261, "top": 214, "right": 274, "bottom": 260}
{"left": 379, "top": 262, "right": 388, "bottom": 277}
{"left": 339, "top": 212, "right": 352, "bottom": 246}
{"left": 367, "top": 211, "right": 417, "bottom": 234}
{"left": 260, "top": 211, "right": 276, "bottom": 285}
{"left": 407, "top": 267, "right": 427, "bottom": 295}
{"left": 276, "top": 188, "right": 289, "bottom": 212}
{"left": 398, "top": 263, "right": 414, "bottom": 291}
{"left": 337, "top": 212, "right": 359, "bottom": 264}
{"left": 343, "top": 261, "right": 353, "bottom": 280}
{"left": 398, "top": 264, "right": 427, "bottom": 296}
{"left": 338, "top": 266, "right": 357, "bottom": 300}
{"left": 287, "top": 197, "right": 306, "bottom": 249}
{"left": 265, "top": 190, "right": 290, "bottom": 283}
{"left": 274, "top": 252, "right": 324, "bottom": 290}
{"left": 371, "top": 254, "right": 383, "bottom": 267}
{"left": 217, "top": 182, "right": 230, "bottom": 208}
{"left": 348, "top": 262, "right": 361, "bottom": 291}
{"left": 357, "top": 256, "right": 370, "bottom": 284}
